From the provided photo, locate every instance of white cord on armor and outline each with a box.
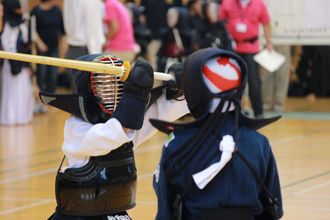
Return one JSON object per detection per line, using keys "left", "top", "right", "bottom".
{"left": 192, "top": 135, "right": 235, "bottom": 189}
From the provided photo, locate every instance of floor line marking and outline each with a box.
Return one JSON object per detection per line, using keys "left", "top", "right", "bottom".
{"left": 281, "top": 170, "right": 330, "bottom": 189}
{"left": 0, "top": 168, "right": 55, "bottom": 184}
{"left": 284, "top": 206, "right": 330, "bottom": 212}
{"left": 0, "top": 197, "right": 53, "bottom": 202}
{"left": 0, "top": 148, "right": 59, "bottom": 164}
{"left": 296, "top": 180, "right": 330, "bottom": 195}
{"left": 293, "top": 195, "right": 330, "bottom": 200}
{"left": 0, "top": 160, "right": 58, "bottom": 175}
{"left": 0, "top": 200, "right": 53, "bottom": 216}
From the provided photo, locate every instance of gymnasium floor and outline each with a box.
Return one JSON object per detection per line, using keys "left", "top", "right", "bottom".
{"left": 0, "top": 98, "right": 329, "bottom": 219}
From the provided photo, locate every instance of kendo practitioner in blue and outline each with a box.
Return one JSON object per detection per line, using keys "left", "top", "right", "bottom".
{"left": 39, "top": 54, "right": 189, "bottom": 220}
{"left": 151, "top": 48, "right": 283, "bottom": 220}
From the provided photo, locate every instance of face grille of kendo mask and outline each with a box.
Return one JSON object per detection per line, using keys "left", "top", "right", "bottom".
{"left": 90, "top": 55, "right": 124, "bottom": 115}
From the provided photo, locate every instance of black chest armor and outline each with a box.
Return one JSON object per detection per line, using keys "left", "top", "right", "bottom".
{"left": 55, "top": 142, "right": 137, "bottom": 216}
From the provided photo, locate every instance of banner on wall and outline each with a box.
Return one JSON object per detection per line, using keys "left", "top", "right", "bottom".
{"left": 263, "top": 0, "right": 330, "bottom": 45}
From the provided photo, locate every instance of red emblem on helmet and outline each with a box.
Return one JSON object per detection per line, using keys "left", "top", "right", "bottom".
{"left": 202, "top": 56, "right": 241, "bottom": 93}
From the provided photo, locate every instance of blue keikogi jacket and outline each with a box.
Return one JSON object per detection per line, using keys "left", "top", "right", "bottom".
{"left": 153, "top": 116, "right": 283, "bottom": 220}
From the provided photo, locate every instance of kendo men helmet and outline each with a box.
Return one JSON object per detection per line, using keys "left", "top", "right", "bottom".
{"left": 182, "top": 47, "right": 247, "bottom": 119}
{"left": 151, "top": 47, "right": 280, "bottom": 133}
{"left": 39, "top": 54, "right": 127, "bottom": 124}
{"left": 181, "top": 48, "right": 280, "bottom": 129}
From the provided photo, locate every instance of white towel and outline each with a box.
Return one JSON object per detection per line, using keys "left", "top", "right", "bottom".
{"left": 193, "top": 135, "right": 235, "bottom": 189}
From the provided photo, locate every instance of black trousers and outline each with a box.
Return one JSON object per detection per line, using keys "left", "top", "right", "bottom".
{"left": 48, "top": 211, "right": 131, "bottom": 220}
{"left": 64, "top": 45, "right": 89, "bottom": 89}
{"left": 36, "top": 48, "right": 59, "bottom": 93}
{"left": 238, "top": 53, "right": 263, "bottom": 117}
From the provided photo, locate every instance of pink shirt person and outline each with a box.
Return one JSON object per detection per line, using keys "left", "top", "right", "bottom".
{"left": 104, "top": 0, "right": 135, "bottom": 52}
{"left": 220, "top": 0, "right": 270, "bottom": 54}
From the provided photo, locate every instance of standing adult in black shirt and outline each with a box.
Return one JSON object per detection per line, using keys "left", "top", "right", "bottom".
{"left": 31, "top": 0, "right": 65, "bottom": 95}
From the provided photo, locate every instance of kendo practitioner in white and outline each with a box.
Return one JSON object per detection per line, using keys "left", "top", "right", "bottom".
{"left": 151, "top": 48, "right": 283, "bottom": 220}
{"left": 39, "top": 54, "right": 188, "bottom": 220}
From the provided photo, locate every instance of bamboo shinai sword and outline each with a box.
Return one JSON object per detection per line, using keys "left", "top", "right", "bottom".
{"left": 0, "top": 50, "right": 174, "bottom": 81}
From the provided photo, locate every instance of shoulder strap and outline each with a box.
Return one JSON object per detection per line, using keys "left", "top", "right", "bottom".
{"left": 57, "top": 155, "right": 66, "bottom": 174}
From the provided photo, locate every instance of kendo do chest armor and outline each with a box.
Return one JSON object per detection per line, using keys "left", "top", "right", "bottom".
{"left": 56, "top": 142, "right": 137, "bottom": 216}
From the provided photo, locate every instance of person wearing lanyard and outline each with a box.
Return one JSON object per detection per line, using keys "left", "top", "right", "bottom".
{"left": 220, "top": 0, "right": 272, "bottom": 118}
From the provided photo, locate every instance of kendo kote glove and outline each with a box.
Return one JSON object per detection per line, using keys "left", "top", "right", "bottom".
{"left": 165, "top": 62, "right": 184, "bottom": 100}
{"left": 112, "top": 59, "right": 154, "bottom": 130}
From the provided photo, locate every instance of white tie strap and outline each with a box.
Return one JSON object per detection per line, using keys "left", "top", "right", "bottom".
{"left": 192, "top": 135, "right": 236, "bottom": 189}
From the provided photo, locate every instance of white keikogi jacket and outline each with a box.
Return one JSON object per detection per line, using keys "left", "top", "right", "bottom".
{"left": 61, "top": 94, "right": 189, "bottom": 170}
{"left": 63, "top": 0, "right": 106, "bottom": 54}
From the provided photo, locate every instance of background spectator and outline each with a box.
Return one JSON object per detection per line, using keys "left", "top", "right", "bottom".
{"left": 141, "top": 0, "right": 183, "bottom": 69}
{"left": 63, "top": 0, "right": 105, "bottom": 88}
{"left": 157, "top": 6, "right": 191, "bottom": 72}
{"left": 292, "top": 46, "right": 330, "bottom": 101}
{"left": 190, "top": 0, "right": 232, "bottom": 51}
{"left": 104, "top": 0, "right": 136, "bottom": 62}
{"left": 0, "top": 2, "right": 3, "bottom": 33}
{"left": 125, "top": 1, "right": 152, "bottom": 60}
{"left": 187, "top": 0, "right": 205, "bottom": 51}
{"left": 261, "top": 45, "right": 291, "bottom": 112}
{"left": 0, "top": 1, "right": 3, "bottom": 109}
{"left": 311, "top": 46, "right": 330, "bottom": 98}
{"left": 220, "top": 0, "right": 272, "bottom": 118}
{"left": 63, "top": 0, "right": 105, "bottom": 57}
{"left": 31, "top": 0, "right": 65, "bottom": 94}
{"left": 0, "top": 0, "right": 34, "bottom": 125}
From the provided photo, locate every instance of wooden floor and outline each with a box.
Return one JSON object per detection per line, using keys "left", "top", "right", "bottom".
{"left": 0, "top": 97, "right": 329, "bottom": 220}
